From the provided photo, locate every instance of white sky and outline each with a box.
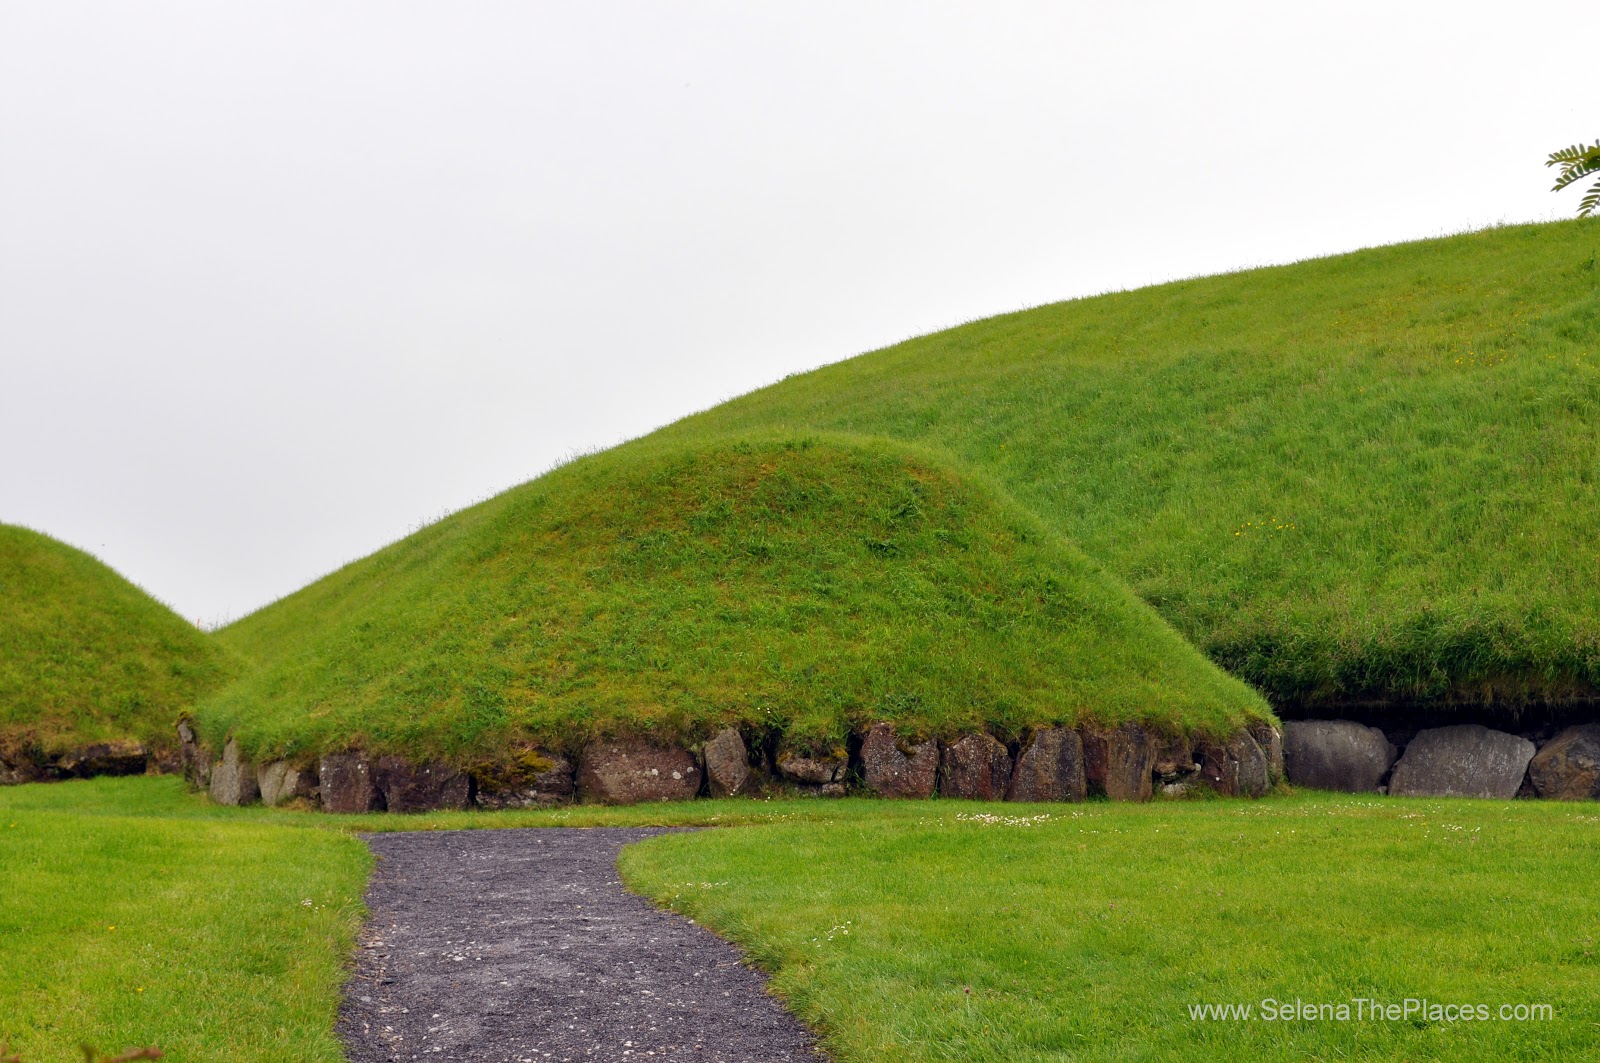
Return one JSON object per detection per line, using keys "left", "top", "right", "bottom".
{"left": 0, "top": 1, "right": 1588, "bottom": 625}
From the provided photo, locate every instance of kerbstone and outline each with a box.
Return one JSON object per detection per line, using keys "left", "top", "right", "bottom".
{"left": 1528, "top": 725, "right": 1600, "bottom": 800}
{"left": 1388, "top": 725, "right": 1535, "bottom": 799}
{"left": 702, "top": 728, "right": 753, "bottom": 798}
{"left": 1006, "top": 727, "right": 1086, "bottom": 803}
{"left": 859, "top": 723, "right": 938, "bottom": 798}
{"left": 941, "top": 733, "right": 1012, "bottom": 800}
{"left": 1082, "top": 722, "right": 1154, "bottom": 802}
{"left": 208, "top": 737, "right": 259, "bottom": 806}
{"left": 320, "top": 751, "right": 383, "bottom": 813}
{"left": 1282, "top": 720, "right": 1396, "bottom": 792}
{"left": 579, "top": 739, "right": 700, "bottom": 804}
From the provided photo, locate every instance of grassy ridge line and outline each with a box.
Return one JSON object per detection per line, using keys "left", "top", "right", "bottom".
{"left": 0, "top": 524, "right": 232, "bottom": 755}
{"left": 203, "top": 434, "right": 1269, "bottom": 764}
{"left": 650, "top": 222, "right": 1600, "bottom": 708}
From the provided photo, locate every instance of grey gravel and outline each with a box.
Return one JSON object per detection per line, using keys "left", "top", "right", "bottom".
{"left": 339, "top": 827, "right": 826, "bottom": 1063}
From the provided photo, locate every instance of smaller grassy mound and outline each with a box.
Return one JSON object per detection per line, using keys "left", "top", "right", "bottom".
{"left": 0, "top": 524, "right": 232, "bottom": 756}
{"left": 202, "top": 436, "right": 1269, "bottom": 764}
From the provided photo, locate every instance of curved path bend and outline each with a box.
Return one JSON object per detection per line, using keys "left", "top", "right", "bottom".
{"left": 339, "top": 827, "right": 825, "bottom": 1063}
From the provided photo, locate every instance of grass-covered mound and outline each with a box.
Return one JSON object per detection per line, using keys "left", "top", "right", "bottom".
{"left": 0, "top": 524, "right": 231, "bottom": 756}
{"left": 200, "top": 437, "right": 1268, "bottom": 763}
{"left": 658, "top": 222, "right": 1600, "bottom": 710}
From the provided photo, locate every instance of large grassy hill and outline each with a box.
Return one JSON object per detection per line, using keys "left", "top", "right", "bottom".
{"left": 204, "top": 221, "right": 1599, "bottom": 761}
{"left": 0, "top": 524, "right": 231, "bottom": 755}
{"left": 652, "top": 222, "right": 1600, "bottom": 712}
{"left": 200, "top": 437, "right": 1268, "bottom": 762}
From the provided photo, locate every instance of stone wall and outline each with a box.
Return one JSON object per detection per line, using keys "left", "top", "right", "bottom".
{"left": 1282, "top": 719, "right": 1600, "bottom": 799}
{"left": 14, "top": 713, "right": 1596, "bottom": 811}
{"left": 176, "top": 720, "right": 1287, "bottom": 812}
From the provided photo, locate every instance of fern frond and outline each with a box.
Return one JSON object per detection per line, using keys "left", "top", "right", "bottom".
{"left": 1579, "top": 178, "right": 1600, "bottom": 218}
{"left": 1548, "top": 140, "right": 1600, "bottom": 212}
{"left": 1552, "top": 157, "right": 1600, "bottom": 192}
{"left": 1546, "top": 142, "right": 1600, "bottom": 167}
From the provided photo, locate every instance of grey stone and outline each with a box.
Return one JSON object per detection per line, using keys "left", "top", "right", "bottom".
{"left": 702, "top": 728, "right": 753, "bottom": 798}
{"left": 1082, "top": 722, "right": 1155, "bottom": 802}
{"left": 474, "top": 751, "right": 576, "bottom": 809}
{"left": 208, "top": 737, "right": 259, "bottom": 806}
{"left": 178, "top": 719, "right": 211, "bottom": 790}
{"left": 1282, "top": 720, "right": 1396, "bottom": 792}
{"left": 1006, "top": 727, "right": 1086, "bottom": 803}
{"left": 858, "top": 723, "right": 938, "bottom": 798}
{"left": 320, "top": 751, "right": 383, "bottom": 813}
{"left": 1388, "top": 724, "right": 1535, "bottom": 799}
{"left": 578, "top": 739, "right": 700, "bottom": 804}
{"left": 940, "top": 733, "right": 1012, "bottom": 800}
{"left": 55, "top": 741, "right": 149, "bottom": 778}
{"left": 1528, "top": 724, "right": 1600, "bottom": 800}
{"left": 258, "top": 760, "right": 318, "bottom": 807}
{"left": 775, "top": 746, "right": 846, "bottom": 786}
{"left": 1198, "top": 730, "right": 1270, "bottom": 798}
{"left": 1248, "top": 721, "right": 1286, "bottom": 784}
{"left": 375, "top": 756, "right": 471, "bottom": 813}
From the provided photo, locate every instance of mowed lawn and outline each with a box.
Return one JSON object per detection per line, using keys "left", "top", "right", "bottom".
{"left": 0, "top": 779, "right": 371, "bottom": 1062}
{"left": 620, "top": 795, "right": 1600, "bottom": 1062}
{"left": 4, "top": 780, "right": 1598, "bottom": 1062}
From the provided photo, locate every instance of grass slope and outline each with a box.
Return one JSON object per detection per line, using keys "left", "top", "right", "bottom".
{"left": 653, "top": 222, "right": 1600, "bottom": 709}
{"left": 202, "top": 436, "right": 1267, "bottom": 763}
{"left": 0, "top": 524, "right": 231, "bottom": 755}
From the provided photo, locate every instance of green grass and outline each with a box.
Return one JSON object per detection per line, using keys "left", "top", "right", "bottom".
{"left": 199, "top": 222, "right": 1600, "bottom": 769}
{"left": 621, "top": 794, "right": 1600, "bottom": 1061}
{"left": 648, "top": 221, "right": 1600, "bottom": 709}
{"left": 6, "top": 778, "right": 1595, "bottom": 1062}
{"left": 0, "top": 525, "right": 232, "bottom": 757}
{"left": 201, "top": 436, "right": 1268, "bottom": 764}
{"left": 0, "top": 778, "right": 368, "bottom": 1062}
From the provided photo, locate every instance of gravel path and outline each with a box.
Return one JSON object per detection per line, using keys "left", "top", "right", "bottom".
{"left": 339, "top": 827, "right": 826, "bottom": 1062}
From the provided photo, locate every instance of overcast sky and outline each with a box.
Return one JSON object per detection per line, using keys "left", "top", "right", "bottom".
{"left": 1, "top": 1, "right": 1588, "bottom": 625}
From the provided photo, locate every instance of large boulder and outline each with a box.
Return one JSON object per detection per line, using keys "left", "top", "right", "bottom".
{"left": 375, "top": 756, "right": 471, "bottom": 813}
{"left": 1248, "top": 721, "right": 1286, "bottom": 785}
{"left": 1282, "top": 720, "right": 1396, "bottom": 792}
{"left": 319, "top": 751, "right": 383, "bottom": 813}
{"left": 1388, "top": 725, "right": 1535, "bottom": 799}
{"left": 941, "top": 733, "right": 1012, "bottom": 800}
{"left": 578, "top": 739, "right": 701, "bottom": 804}
{"left": 208, "top": 737, "right": 259, "bottom": 806}
{"left": 1006, "top": 727, "right": 1086, "bottom": 803}
{"left": 858, "top": 723, "right": 938, "bottom": 798}
{"left": 1082, "top": 722, "right": 1154, "bottom": 802}
{"left": 1528, "top": 725, "right": 1600, "bottom": 800}
{"left": 702, "top": 728, "right": 754, "bottom": 798}
{"left": 474, "top": 751, "right": 576, "bottom": 809}
{"left": 56, "top": 741, "right": 149, "bottom": 778}
{"left": 1197, "top": 730, "right": 1270, "bottom": 798}
{"left": 775, "top": 744, "right": 848, "bottom": 794}
{"left": 257, "top": 760, "right": 318, "bottom": 807}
